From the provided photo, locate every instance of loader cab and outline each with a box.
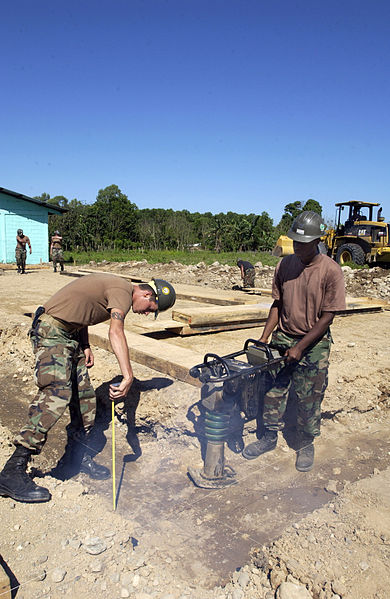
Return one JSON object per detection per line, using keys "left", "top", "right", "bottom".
{"left": 337, "top": 202, "right": 372, "bottom": 233}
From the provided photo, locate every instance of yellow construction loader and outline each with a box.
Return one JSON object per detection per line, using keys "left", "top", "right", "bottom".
{"left": 272, "top": 201, "right": 390, "bottom": 267}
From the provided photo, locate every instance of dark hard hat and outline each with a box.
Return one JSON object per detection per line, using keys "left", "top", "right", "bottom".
{"left": 149, "top": 278, "right": 176, "bottom": 318}
{"left": 287, "top": 211, "right": 326, "bottom": 243}
{"left": 17, "top": 229, "right": 23, "bottom": 235}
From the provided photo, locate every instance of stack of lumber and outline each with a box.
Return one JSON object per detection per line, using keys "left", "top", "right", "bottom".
{"left": 171, "top": 303, "right": 270, "bottom": 334}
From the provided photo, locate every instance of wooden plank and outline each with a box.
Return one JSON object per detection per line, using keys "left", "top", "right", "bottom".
{"left": 241, "top": 287, "right": 273, "bottom": 295}
{"left": 345, "top": 295, "right": 390, "bottom": 309}
{"left": 177, "top": 320, "right": 265, "bottom": 336}
{"left": 77, "top": 267, "right": 144, "bottom": 282}
{"left": 172, "top": 303, "right": 271, "bottom": 326}
{"left": 87, "top": 322, "right": 202, "bottom": 387}
{"left": 0, "top": 263, "right": 50, "bottom": 271}
{"left": 0, "top": 556, "right": 11, "bottom": 599}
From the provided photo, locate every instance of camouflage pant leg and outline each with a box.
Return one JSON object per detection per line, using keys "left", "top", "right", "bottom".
{"left": 293, "top": 337, "right": 330, "bottom": 438}
{"left": 15, "top": 248, "right": 26, "bottom": 269}
{"left": 14, "top": 320, "right": 96, "bottom": 453}
{"left": 67, "top": 349, "right": 96, "bottom": 438}
{"left": 243, "top": 268, "right": 255, "bottom": 288}
{"left": 262, "top": 364, "right": 293, "bottom": 431}
{"left": 262, "top": 329, "right": 331, "bottom": 437}
{"left": 52, "top": 248, "right": 64, "bottom": 266}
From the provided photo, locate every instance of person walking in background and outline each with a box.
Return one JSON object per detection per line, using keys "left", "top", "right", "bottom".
{"left": 237, "top": 259, "right": 255, "bottom": 288}
{"left": 50, "top": 230, "right": 65, "bottom": 272}
{"left": 242, "top": 211, "right": 346, "bottom": 472}
{"left": 15, "top": 229, "right": 32, "bottom": 274}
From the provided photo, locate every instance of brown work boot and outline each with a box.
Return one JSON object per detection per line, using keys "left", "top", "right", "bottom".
{"left": 242, "top": 429, "right": 278, "bottom": 460}
{"left": 295, "top": 443, "right": 314, "bottom": 472}
{"left": 0, "top": 446, "right": 51, "bottom": 503}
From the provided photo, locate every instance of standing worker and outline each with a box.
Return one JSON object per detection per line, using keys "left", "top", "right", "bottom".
{"left": 15, "top": 229, "right": 32, "bottom": 274}
{"left": 237, "top": 259, "right": 255, "bottom": 288}
{"left": 0, "top": 274, "right": 176, "bottom": 502}
{"left": 50, "top": 230, "right": 65, "bottom": 272}
{"left": 243, "top": 211, "right": 345, "bottom": 471}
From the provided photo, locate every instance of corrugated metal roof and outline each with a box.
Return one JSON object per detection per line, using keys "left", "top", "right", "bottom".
{"left": 0, "top": 187, "right": 68, "bottom": 214}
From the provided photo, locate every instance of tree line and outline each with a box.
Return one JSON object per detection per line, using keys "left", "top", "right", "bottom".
{"left": 36, "top": 185, "right": 322, "bottom": 253}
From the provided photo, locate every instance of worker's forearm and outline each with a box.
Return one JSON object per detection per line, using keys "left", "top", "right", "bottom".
{"left": 79, "top": 327, "right": 90, "bottom": 349}
{"left": 295, "top": 312, "right": 334, "bottom": 353}
{"left": 259, "top": 302, "right": 280, "bottom": 342}
{"left": 109, "top": 329, "right": 133, "bottom": 380}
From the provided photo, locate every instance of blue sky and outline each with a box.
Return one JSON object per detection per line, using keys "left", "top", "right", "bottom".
{"left": 1, "top": 0, "right": 389, "bottom": 224}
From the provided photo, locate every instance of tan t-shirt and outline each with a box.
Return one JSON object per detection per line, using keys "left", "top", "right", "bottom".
{"left": 45, "top": 274, "right": 133, "bottom": 328}
{"left": 272, "top": 254, "right": 346, "bottom": 336}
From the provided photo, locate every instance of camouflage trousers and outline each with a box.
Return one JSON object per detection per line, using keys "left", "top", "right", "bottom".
{"left": 262, "top": 328, "right": 331, "bottom": 440}
{"left": 243, "top": 268, "right": 255, "bottom": 288}
{"left": 15, "top": 248, "right": 27, "bottom": 270}
{"left": 52, "top": 248, "right": 64, "bottom": 267}
{"left": 14, "top": 317, "right": 96, "bottom": 453}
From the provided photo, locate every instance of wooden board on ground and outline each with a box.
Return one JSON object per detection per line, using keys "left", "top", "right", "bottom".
{"left": 241, "top": 287, "right": 273, "bottom": 295}
{"left": 0, "top": 556, "right": 11, "bottom": 599}
{"left": 172, "top": 303, "right": 271, "bottom": 326}
{"left": 63, "top": 269, "right": 260, "bottom": 305}
{"left": 0, "top": 263, "right": 50, "bottom": 271}
{"left": 87, "top": 323, "right": 203, "bottom": 386}
{"left": 345, "top": 296, "right": 389, "bottom": 310}
{"left": 137, "top": 317, "right": 263, "bottom": 336}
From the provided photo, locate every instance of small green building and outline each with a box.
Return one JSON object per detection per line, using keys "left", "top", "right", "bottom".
{"left": 0, "top": 187, "right": 67, "bottom": 264}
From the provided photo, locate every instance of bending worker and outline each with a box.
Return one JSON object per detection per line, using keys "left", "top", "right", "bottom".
{"left": 0, "top": 274, "right": 176, "bottom": 503}
{"left": 243, "top": 211, "right": 345, "bottom": 471}
{"left": 15, "top": 229, "right": 32, "bottom": 274}
{"left": 237, "top": 259, "right": 255, "bottom": 288}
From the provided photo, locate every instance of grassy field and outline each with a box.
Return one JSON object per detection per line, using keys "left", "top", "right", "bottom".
{"left": 64, "top": 249, "right": 280, "bottom": 267}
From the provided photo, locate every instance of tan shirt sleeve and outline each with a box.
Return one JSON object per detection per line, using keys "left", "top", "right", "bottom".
{"left": 322, "top": 266, "right": 346, "bottom": 312}
{"left": 105, "top": 285, "right": 133, "bottom": 315}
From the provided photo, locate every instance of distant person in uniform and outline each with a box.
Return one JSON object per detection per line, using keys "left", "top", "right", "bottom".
{"left": 15, "top": 229, "right": 32, "bottom": 274}
{"left": 50, "top": 230, "right": 65, "bottom": 272}
{"left": 237, "top": 259, "right": 255, "bottom": 288}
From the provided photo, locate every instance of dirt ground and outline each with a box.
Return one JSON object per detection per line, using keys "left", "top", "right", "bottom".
{"left": 0, "top": 263, "right": 389, "bottom": 599}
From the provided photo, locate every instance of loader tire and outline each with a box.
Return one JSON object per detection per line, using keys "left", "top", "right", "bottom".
{"left": 336, "top": 243, "right": 365, "bottom": 266}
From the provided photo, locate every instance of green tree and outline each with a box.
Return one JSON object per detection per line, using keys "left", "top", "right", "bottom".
{"left": 276, "top": 201, "right": 303, "bottom": 234}
{"left": 48, "top": 195, "right": 70, "bottom": 208}
{"left": 94, "top": 184, "right": 138, "bottom": 249}
{"left": 252, "top": 212, "right": 276, "bottom": 251}
{"left": 34, "top": 192, "right": 51, "bottom": 203}
{"left": 302, "top": 198, "right": 322, "bottom": 215}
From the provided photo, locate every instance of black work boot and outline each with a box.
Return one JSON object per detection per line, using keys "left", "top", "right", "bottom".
{"left": 60, "top": 263, "right": 64, "bottom": 272}
{"left": 242, "top": 429, "right": 278, "bottom": 460}
{"left": 53, "top": 266, "right": 57, "bottom": 272}
{"left": 295, "top": 443, "right": 314, "bottom": 472}
{"left": 0, "top": 446, "right": 51, "bottom": 503}
{"left": 52, "top": 439, "right": 110, "bottom": 481}
{"left": 80, "top": 455, "right": 110, "bottom": 480}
